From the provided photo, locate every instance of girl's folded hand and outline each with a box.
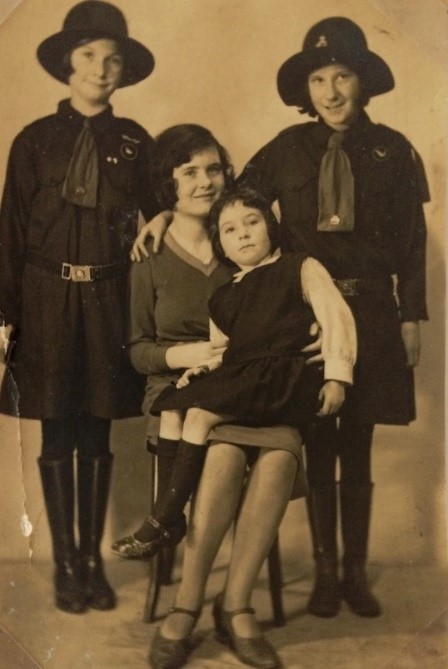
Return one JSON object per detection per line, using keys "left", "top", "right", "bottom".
{"left": 316, "top": 380, "right": 345, "bottom": 416}
{"left": 176, "top": 365, "right": 209, "bottom": 389}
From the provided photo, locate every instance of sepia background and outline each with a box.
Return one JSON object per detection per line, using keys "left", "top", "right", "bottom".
{"left": 0, "top": 1, "right": 446, "bottom": 667}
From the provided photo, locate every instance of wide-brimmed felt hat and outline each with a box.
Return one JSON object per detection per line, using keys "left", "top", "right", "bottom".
{"left": 277, "top": 17, "right": 394, "bottom": 107}
{"left": 37, "top": 1, "right": 155, "bottom": 87}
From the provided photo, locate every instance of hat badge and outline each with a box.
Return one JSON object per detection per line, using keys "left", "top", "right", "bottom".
{"left": 315, "top": 35, "right": 328, "bottom": 48}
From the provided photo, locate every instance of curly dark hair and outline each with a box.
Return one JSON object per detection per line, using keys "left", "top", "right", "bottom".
{"left": 207, "top": 186, "right": 281, "bottom": 265}
{"left": 151, "top": 124, "right": 234, "bottom": 210}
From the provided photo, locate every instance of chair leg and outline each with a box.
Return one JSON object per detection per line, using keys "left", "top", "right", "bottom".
{"left": 267, "top": 533, "right": 285, "bottom": 626}
{"left": 157, "top": 545, "right": 177, "bottom": 585}
{"left": 142, "top": 546, "right": 178, "bottom": 623}
{"left": 143, "top": 454, "right": 177, "bottom": 623}
{"left": 143, "top": 558, "right": 160, "bottom": 623}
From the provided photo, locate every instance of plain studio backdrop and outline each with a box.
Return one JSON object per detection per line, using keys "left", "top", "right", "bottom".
{"left": 0, "top": 0, "right": 445, "bottom": 586}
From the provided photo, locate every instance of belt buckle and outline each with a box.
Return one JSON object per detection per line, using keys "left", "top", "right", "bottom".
{"left": 61, "top": 263, "right": 92, "bottom": 282}
{"left": 338, "top": 279, "right": 358, "bottom": 297}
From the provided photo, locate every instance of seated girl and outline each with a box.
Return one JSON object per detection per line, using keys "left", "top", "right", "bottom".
{"left": 141, "top": 185, "right": 357, "bottom": 557}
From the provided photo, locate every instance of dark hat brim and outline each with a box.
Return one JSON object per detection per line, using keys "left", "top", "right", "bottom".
{"left": 277, "top": 46, "right": 394, "bottom": 106}
{"left": 37, "top": 31, "right": 155, "bottom": 87}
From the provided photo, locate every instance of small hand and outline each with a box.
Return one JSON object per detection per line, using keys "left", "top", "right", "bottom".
{"left": 401, "top": 321, "right": 421, "bottom": 367}
{"left": 302, "top": 321, "right": 323, "bottom": 364}
{"left": 130, "top": 211, "right": 172, "bottom": 261}
{"left": 166, "top": 341, "right": 226, "bottom": 370}
{"left": 316, "top": 380, "right": 345, "bottom": 417}
{"left": 176, "top": 365, "right": 209, "bottom": 389}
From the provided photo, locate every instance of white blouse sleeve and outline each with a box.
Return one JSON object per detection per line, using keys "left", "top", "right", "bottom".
{"left": 300, "top": 257, "right": 357, "bottom": 385}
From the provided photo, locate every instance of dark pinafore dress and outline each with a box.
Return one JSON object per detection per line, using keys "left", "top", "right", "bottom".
{"left": 151, "top": 253, "right": 323, "bottom": 432}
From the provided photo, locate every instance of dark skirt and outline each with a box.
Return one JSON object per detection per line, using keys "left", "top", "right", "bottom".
{"left": 343, "top": 289, "right": 415, "bottom": 425}
{"left": 151, "top": 355, "right": 323, "bottom": 432}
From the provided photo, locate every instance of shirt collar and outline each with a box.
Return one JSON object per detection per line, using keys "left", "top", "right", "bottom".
{"left": 57, "top": 99, "right": 115, "bottom": 135}
{"left": 232, "top": 247, "right": 281, "bottom": 283}
{"left": 314, "top": 109, "right": 372, "bottom": 146}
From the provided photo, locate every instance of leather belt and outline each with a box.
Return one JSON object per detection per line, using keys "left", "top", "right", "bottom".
{"left": 333, "top": 277, "right": 392, "bottom": 297}
{"left": 26, "top": 251, "right": 125, "bottom": 282}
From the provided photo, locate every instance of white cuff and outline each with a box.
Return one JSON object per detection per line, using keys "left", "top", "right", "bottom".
{"left": 324, "top": 358, "right": 353, "bottom": 385}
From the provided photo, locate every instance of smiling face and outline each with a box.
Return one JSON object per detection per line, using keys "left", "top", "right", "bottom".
{"left": 69, "top": 38, "right": 123, "bottom": 114}
{"left": 218, "top": 201, "right": 273, "bottom": 269}
{"left": 173, "top": 147, "right": 226, "bottom": 219}
{"left": 308, "top": 63, "right": 362, "bottom": 131}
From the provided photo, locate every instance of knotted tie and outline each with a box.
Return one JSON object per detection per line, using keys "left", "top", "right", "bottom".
{"left": 317, "top": 131, "right": 355, "bottom": 232}
{"left": 62, "top": 118, "right": 99, "bottom": 208}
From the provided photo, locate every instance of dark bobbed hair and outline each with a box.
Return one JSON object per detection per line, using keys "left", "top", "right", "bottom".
{"left": 151, "top": 124, "right": 234, "bottom": 210}
{"left": 298, "top": 62, "right": 371, "bottom": 117}
{"left": 61, "top": 37, "right": 123, "bottom": 82}
{"left": 207, "top": 186, "right": 281, "bottom": 265}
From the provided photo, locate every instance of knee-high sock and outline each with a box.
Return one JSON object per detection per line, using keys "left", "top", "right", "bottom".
{"left": 152, "top": 439, "right": 207, "bottom": 526}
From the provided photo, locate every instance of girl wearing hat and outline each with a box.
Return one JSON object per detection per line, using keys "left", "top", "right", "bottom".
{"left": 239, "top": 16, "right": 429, "bottom": 618}
{"left": 0, "top": 1, "right": 157, "bottom": 614}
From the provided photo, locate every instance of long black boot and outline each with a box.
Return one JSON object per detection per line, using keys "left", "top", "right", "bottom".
{"left": 78, "top": 454, "right": 116, "bottom": 610}
{"left": 340, "top": 483, "right": 381, "bottom": 617}
{"left": 38, "top": 457, "right": 87, "bottom": 614}
{"left": 306, "top": 485, "right": 341, "bottom": 617}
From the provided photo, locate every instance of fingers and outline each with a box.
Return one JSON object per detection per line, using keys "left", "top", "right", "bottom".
{"left": 317, "top": 401, "right": 341, "bottom": 417}
{"left": 136, "top": 239, "right": 149, "bottom": 258}
{"left": 152, "top": 236, "right": 161, "bottom": 254}
{"left": 130, "top": 245, "right": 141, "bottom": 263}
{"left": 301, "top": 339, "right": 321, "bottom": 353}
{"left": 315, "top": 384, "right": 344, "bottom": 416}
{"left": 175, "top": 366, "right": 207, "bottom": 389}
{"left": 308, "top": 321, "right": 319, "bottom": 337}
{"left": 130, "top": 238, "right": 150, "bottom": 263}
{"left": 305, "top": 353, "right": 324, "bottom": 365}
{"left": 406, "top": 346, "right": 420, "bottom": 367}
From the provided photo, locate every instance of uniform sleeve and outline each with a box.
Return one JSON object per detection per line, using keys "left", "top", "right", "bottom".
{"left": 0, "top": 132, "right": 37, "bottom": 325}
{"left": 237, "top": 141, "right": 279, "bottom": 204}
{"left": 301, "top": 257, "right": 357, "bottom": 384}
{"left": 392, "top": 141, "right": 428, "bottom": 322}
{"left": 127, "top": 256, "right": 171, "bottom": 374}
{"left": 136, "top": 132, "right": 160, "bottom": 222}
{"left": 237, "top": 138, "right": 297, "bottom": 251}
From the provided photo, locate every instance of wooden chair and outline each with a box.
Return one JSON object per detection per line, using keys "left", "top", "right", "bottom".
{"left": 142, "top": 453, "right": 286, "bottom": 626}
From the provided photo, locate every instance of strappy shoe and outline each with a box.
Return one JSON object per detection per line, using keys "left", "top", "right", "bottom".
{"left": 111, "top": 515, "right": 187, "bottom": 560}
{"left": 212, "top": 593, "right": 282, "bottom": 669}
{"left": 148, "top": 607, "right": 200, "bottom": 669}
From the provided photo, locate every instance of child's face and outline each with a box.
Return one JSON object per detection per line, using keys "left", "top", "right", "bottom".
{"left": 69, "top": 38, "right": 123, "bottom": 109}
{"left": 173, "top": 146, "right": 226, "bottom": 219}
{"left": 307, "top": 63, "right": 362, "bottom": 131}
{"left": 218, "top": 201, "right": 272, "bottom": 268}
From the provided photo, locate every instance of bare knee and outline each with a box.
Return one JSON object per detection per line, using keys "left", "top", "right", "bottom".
{"left": 183, "top": 407, "right": 222, "bottom": 433}
{"left": 160, "top": 410, "right": 183, "bottom": 438}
